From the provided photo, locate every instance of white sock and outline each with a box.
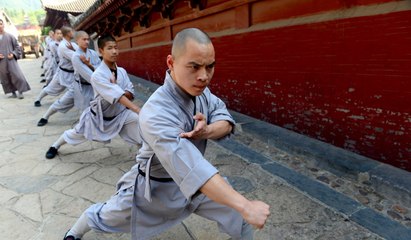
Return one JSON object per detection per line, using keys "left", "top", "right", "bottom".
{"left": 42, "top": 107, "right": 57, "bottom": 119}
{"left": 51, "top": 135, "right": 66, "bottom": 149}
{"left": 36, "top": 90, "right": 47, "bottom": 102}
{"left": 66, "top": 212, "right": 91, "bottom": 238}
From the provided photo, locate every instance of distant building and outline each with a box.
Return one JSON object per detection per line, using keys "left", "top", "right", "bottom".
{"left": 48, "top": 0, "right": 411, "bottom": 172}
{"left": 40, "top": 0, "right": 96, "bottom": 29}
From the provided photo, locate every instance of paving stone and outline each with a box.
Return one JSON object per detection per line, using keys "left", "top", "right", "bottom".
{"left": 30, "top": 161, "right": 59, "bottom": 176}
{"left": 13, "top": 193, "right": 43, "bottom": 222}
{"left": 0, "top": 208, "right": 38, "bottom": 239}
{"left": 48, "top": 162, "right": 86, "bottom": 176}
{"left": 182, "top": 214, "right": 230, "bottom": 240}
{"left": 355, "top": 194, "right": 370, "bottom": 205}
{"left": 387, "top": 210, "right": 403, "bottom": 220}
{"left": 316, "top": 175, "right": 330, "bottom": 184}
{"left": 0, "top": 185, "right": 18, "bottom": 204}
{"left": 50, "top": 165, "right": 99, "bottom": 192}
{"left": 59, "top": 147, "right": 112, "bottom": 163}
{"left": 392, "top": 204, "right": 408, "bottom": 214}
{"left": 0, "top": 175, "right": 58, "bottom": 193}
{"left": 62, "top": 177, "right": 116, "bottom": 203}
{"left": 40, "top": 189, "right": 75, "bottom": 215}
{"left": 91, "top": 166, "right": 126, "bottom": 186}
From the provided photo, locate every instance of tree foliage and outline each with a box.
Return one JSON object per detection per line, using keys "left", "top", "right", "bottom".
{"left": 3, "top": 8, "right": 45, "bottom": 26}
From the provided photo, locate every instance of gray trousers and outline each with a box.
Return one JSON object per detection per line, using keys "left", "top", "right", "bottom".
{"left": 63, "top": 110, "right": 140, "bottom": 145}
{"left": 84, "top": 168, "right": 253, "bottom": 240}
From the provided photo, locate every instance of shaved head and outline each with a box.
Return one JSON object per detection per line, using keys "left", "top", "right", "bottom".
{"left": 172, "top": 28, "right": 211, "bottom": 59}
{"left": 61, "top": 26, "right": 72, "bottom": 37}
{"left": 75, "top": 30, "right": 88, "bottom": 40}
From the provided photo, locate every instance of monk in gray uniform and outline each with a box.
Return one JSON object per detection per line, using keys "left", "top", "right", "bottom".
{"left": 63, "top": 28, "right": 270, "bottom": 240}
{"left": 40, "top": 30, "right": 54, "bottom": 81}
{"left": 36, "top": 31, "right": 99, "bottom": 126}
{"left": 0, "top": 19, "right": 30, "bottom": 99}
{"left": 33, "top": 26, "right": 77, "bottom": 109}
{"left": 42, "top": 29, "right": 62, "bottom": 87}
{"left": 45, "top": 34, "right": 140, "bottom": 159}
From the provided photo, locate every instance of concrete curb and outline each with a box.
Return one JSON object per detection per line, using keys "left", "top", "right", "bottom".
{"left": 218, "top": 139, "right": 411, "bottom": 240}
{"left": 229, "top": 111, "right": 411, "bottom": 208}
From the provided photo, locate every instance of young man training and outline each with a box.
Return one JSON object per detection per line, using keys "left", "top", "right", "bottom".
{"left": 45, "top": 34, "right": 140, "bottom": 159}
{"left": 63, "top": 28, "right": 269, "bottom": 240}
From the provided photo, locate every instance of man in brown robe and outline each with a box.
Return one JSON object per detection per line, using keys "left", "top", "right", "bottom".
{"left": 0, "top": 19, "right": 30, "bottom": 99}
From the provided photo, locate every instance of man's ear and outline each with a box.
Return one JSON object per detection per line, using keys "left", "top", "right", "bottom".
{"left": 98, "top": 48, "right": 103, "bottom": 55}
{"left": 166, "top": 54, "right": 174, "bottom": 70}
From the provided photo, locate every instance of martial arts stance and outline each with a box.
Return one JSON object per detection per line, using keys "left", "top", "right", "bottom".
{"left": 63, "top": 28, "right": 270, "bottom": 240}
{"left": 45, "top": 34, "right": 140, "bottom": 159}
{"left": 41, "top": 29, "right": 62, "bottom": 87}
{"left": 34, "top": 26, "right": 77, "bottom": 110}
{"left": 36, "top": 31, "right": 99, "bottom": 126}
{"left": 0, "top": 19, "right": 30, "bottom": 99}
{"left": 40, "top": 30, "right": 54, "bottom": 81}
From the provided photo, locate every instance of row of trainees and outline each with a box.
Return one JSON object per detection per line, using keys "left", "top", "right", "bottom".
{"left": 0, "top": 19, "right": 31, "bottom": 99}
{"left": 38, "top": 27, "right": 140, "bottom": 159}
{"left": 35, "top": 26, "right": 272, "bottom": 240}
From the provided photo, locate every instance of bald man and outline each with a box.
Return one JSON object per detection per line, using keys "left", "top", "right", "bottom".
{"left": 63, "top": 28, "right": 270, "bottom": 240}
{"left": 44, "top": 34, "right": 140, "bottom": 159}
{"left": 34, "top": 26, "right": 77, "bottom": 109}
{"left": 36, "top": 31, "right": 100, "bottom": 126}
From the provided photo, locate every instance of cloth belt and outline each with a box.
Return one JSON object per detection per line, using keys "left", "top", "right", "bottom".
{"left": 90, "top": 108, "right": 117, "bottom": 121}
{"left": 59, "top": 66, "right": 74, "bottom": 73}
{"left": 138, "top": 168, "right": 173, "bottom": 183}
{"left": 141, "top": 155, "right": 174, "bottom": 202}
{"left": 75, "top": 79, "right": 91, "bottom": 85}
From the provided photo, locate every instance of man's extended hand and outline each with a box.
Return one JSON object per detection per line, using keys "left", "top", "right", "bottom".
{"left": 79, "top": 55, "right": 90, "bottom": 65}
{"left": 241, "top": 200, "right": 270, "bottom": 229}
{"left": 7, "top": 53, "right": 14, "bottom": 59}
{"left": 124, "top": 91, "right": 133, "bottom": 101}
{"left": 179, "top": 113, "right": 208, "bottom": 139}
{"left": 80, "top": 55, "right": 94, "bottom": 71}
{"left": 110, "top": 72, "right": 116, "bottom": 84}
{"left": 0, "top": 53, "right": 4, "bottom": 59}
{"left": 66, "top": 42, "right": 75, "bottom": 51}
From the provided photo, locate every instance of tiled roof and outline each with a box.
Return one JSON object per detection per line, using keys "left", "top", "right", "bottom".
{"left": 41, "top": 0, "right": 97, "bottom": 13}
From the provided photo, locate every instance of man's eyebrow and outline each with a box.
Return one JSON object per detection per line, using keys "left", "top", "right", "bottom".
{"left": 187, "top": 61, "right": 216, "bottom": 66}
{"left": 187, "top": 61, "right": 202, "bottom": 66}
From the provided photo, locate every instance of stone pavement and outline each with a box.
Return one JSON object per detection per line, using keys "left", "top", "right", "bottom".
{"left": 0, "top": 56, "right": 409, "bottom": 240}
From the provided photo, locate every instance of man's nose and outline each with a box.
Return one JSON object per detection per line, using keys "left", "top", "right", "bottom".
{"left": 197, "top": 67, "right": 208, "bottom": 82}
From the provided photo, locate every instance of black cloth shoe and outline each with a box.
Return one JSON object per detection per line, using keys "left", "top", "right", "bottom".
{"left": 45, "top": 147, "right": 58, "bottom": 159}
{"left": 40, "top": 73, "right": 45, "bottom": 77}
{"left": 63, "top": 236, "right": 80, "bottom": 240}
{"left": 40, "top": 79, "right": 46, "bottom": 83}
{"left": 63, "top": 230, "right": 81, "bottom": 240}
{"left": 37, "top": 118, "right": 48, "bottom": 126}
{"left": 34, "top": 101, "right": 41, "bottom": 107}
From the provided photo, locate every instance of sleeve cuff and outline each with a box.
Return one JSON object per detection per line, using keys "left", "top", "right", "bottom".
{"left": 179, "top": 159, "right": 218, "bottom": 199}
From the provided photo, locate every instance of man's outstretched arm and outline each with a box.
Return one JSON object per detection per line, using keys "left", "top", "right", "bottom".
{"left": 200, "top": 173, "right": 270, "bottom": 229}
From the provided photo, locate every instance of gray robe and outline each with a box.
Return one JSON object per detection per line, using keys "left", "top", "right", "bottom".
{"left": 43, "top": 39, "right": 78, "bottom": 96}
{"left": 0, "top": 32, "right": 30, "bottom": 94}
{"left": 72, "top": 48, "right": 101, "bottom": 110}
{"left": 130, "top": 71, "right": 243, "bottom": 239}
{"left": 66, "top": 61, "right": 137, "bottom": 143}
{"left": 84, "top": 71, "right": 247, "bottom": 240}
{"left": 57, "top": 38, "right": 78, "bottom": 88}
{"left": 44, "top": 40, "right": 60, "bottom": 84}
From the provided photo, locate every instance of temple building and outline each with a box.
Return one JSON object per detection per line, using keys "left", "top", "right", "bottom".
{"left": 43, "top": 0, "right": 411, "bottom": 172}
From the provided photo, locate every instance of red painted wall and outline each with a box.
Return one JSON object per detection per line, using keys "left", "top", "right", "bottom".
{"left": 118, "top": 4, "right": 411, "bottom": 171}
